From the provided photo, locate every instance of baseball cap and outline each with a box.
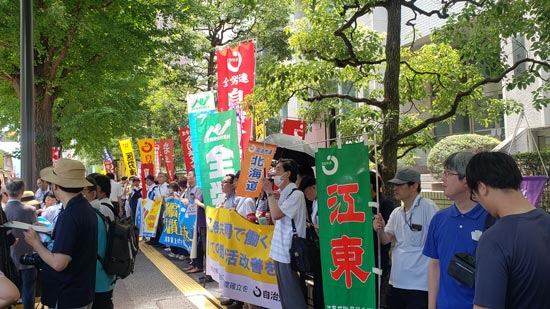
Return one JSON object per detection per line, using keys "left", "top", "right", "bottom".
{"left": 388, "top": 168, "right": 420, "bottom": 184}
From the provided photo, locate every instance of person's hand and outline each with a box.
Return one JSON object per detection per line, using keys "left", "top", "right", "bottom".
{"left": 23, "top": 227, "right": 41, "bottom": 248}
{"left": 372, "top": 213, "right": 385, "bottom": 231}
{"left": 262, "top": 178, "right": 273, "bottom": 194}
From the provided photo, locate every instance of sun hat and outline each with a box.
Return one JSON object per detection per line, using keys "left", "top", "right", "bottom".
{"left": 388, "top": 168, "right": 421, "bottom": 184}
{"left": 21, "top": 191, "right": 42, "bottom": 206}
{"left": 40, "top": 158, "right": 92, "bottom": 188}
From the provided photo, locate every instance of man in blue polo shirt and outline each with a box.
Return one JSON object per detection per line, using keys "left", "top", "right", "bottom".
{"left": 423, "top": 152, "right": 490, "bottom": 309}
{"left": 24, "top": 159, "right": 97, "bottom": 309}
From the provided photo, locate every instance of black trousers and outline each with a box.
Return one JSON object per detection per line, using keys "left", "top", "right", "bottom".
{"left": 387, "top": 286, "right": 428, "bottom": 309}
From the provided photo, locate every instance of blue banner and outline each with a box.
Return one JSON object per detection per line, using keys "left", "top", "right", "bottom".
{"left": 159, "top": 197, "right": 197, "bottom": 251}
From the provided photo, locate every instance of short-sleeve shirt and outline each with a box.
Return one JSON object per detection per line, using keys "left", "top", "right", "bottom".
{"left": 423, "top": 204, "right": 489, "bottom": 309}
{"left": 235, "top": 197, "right": 256, "bottom": 218}
{"left": 4, "top": 200, "right": 37, "bottom": 270}
{"left": 109, "top": 180, "right": 122, "bottom": 202}
{"left": 41, "top": 194, "right": 98, "bottom": 308}
{"left": 188, "top": 185, "right": 205, "bottom": 228}
{"left": 269, "top": 183, "right": 307, "bottom": 263}
{"left": 384, "top": 194, "right": 438, "bottom": 291}
{"left": 474, "top": 208, "right": 550, "bottom": 309}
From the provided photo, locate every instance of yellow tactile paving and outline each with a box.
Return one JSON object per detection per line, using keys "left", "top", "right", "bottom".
{"left": 140, "top": 241, "right": 222, "bottom": 309}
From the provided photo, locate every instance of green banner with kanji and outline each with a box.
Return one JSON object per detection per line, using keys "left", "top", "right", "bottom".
{"left": 195, "top": 110, "right": 240, "bottom": 207}
{"left": 316, "top": 143, "right": 376, "bottom": 309}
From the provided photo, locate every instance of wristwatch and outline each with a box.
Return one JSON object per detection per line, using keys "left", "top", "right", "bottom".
{"left": 267, "top": 192, "right": 274, "bottom": 197}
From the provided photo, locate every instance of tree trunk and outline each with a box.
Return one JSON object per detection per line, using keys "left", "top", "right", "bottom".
{"left": 380, "top": 0, "right": 402, "bottom": 196}
{"left": 34, "top": 86, "right": 56, "bottom": 177}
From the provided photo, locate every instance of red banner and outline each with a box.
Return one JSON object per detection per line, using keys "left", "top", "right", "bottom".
{"left": 160, "top": 138, "right": 175, "bottom": 181}
{"left": 154, "top": 141, "right": 162, "bottom": 177}
{"left": 216, "top": 41, "right": 255, "bottom": 112}
{"left": 282, "top": 119, "right": 307, "bottom": 140}
{"left": 178, "top": 127, "right": 195, "bottom": 172}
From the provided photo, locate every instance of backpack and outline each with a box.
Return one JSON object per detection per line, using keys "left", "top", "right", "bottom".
{"left": 94, "top": 207, "right": 139, "bottom": 280}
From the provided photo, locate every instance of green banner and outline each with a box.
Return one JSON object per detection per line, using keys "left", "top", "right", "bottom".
{"left": 316, "top": 143, "right": 376, "bottom": 309}
{"left": 195, "top": 111, "right": 240, "bottom": 207}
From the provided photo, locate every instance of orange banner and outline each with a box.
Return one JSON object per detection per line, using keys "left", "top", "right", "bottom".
{"left": 236, "top": 141, "right": 277, "bottom": 198}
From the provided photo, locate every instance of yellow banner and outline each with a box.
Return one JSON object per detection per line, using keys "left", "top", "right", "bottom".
{"left": 206, "top": 207, "right": 281, "bottom": 308}
{"left": 119, "top": 139, "right": 138, "bottom": 177}
{"left": 141, "top": 197, "right": 163, "bottom": 237}
{"left": 137, "top": 138, "right": 155, "bottom": 164}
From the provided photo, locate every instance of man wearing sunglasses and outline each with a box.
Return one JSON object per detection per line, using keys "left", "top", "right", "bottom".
{"left": 373, "top": 168, "right": 438, "bottom": 309}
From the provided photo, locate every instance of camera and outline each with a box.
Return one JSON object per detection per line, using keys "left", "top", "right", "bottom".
{"left": 20, "top": 253, "right": 43, "bottom": 269}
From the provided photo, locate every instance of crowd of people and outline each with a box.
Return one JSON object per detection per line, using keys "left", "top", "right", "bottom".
{"left": 1, "top": 151, "right": 550, "bottom": 309}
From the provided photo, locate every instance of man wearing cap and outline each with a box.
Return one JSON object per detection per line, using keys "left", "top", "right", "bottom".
{"left": 23, "top": 158, "right": 98, "bottom": 309}
{"left": 4, "top": 179, "right": 37, "bottom": 309}
{"left": 373, "top": 168, "right": 438, "bottom": 309}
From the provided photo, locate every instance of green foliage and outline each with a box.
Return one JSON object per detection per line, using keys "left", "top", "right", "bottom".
{"left": 427, "top": 134, "right": 500, "bottom": 179}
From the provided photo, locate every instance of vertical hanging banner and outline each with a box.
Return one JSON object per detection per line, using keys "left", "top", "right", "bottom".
{"left": 194, "top": 110, "right": 240, "bottom": 207}
{"left": 216, "top": 41, "right": 255, "bottom": 112}
{"left": 236, "top": 141, "right": 277, "bottom": 198}
{"left": 178, "top": 127, "right": 195, "bottom": 172}
{"left": 160, "top": 138, "right": 176, "bottom": 181}
{"left": 217, "top": 41, "right": 255, "bottom": 155}
{"left": 316, "top": 143, "right": 376, "bottom": 309}
{"left": 282, "top": 119, "right": 307, "bottom": 140}
{"left": 119, "top": 139, "right": 138, "bottom": 177}
{"left": 520, "top": 176, "right": 547, "bottom": 207}
{"left": 52, "top": 147, "right": 61, "bottom": 166}
{"left": 138, "top": 138, "right": 155, "bottom": 198}
{"left": 187, "top": 91, "right": 216, "bottom": 114}
{"left": 154, "top": 141, "right": 162, "bottom": 176}
{"left": 187, "top": 91, "right": 217, "bottom": 188}
{"left": 102, "top": 147, "right": 117, "bottom": 175}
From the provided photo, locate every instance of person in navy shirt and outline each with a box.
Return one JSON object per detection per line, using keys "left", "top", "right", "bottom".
{"left": 423, "top": 152, "right": 490, "bottom": 309}
{"left": 24, "top": 159, "right": 97, "bottom": 309}
{"left": 466, "top": 152, "right": 550, "bottom": 309}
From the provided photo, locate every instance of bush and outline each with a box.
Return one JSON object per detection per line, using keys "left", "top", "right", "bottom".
{"left": 427, "top": 134, "right": 500, "bottom": 180}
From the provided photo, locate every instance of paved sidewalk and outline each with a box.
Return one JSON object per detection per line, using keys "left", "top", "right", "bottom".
{"left": 113, "top": 241, "right": 223, "bottom": 309}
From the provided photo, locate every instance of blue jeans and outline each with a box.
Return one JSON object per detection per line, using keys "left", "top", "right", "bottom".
{"left": 20, "top": 268, "right": 37, "bottom": 309}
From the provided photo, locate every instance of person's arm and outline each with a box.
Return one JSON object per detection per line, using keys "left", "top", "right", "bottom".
{"left": 427, "top": 258, "right": 440, "bottom": 309}
{"left": 474, "top": 306, "right": 491, "bottom": 309}
{"left": 0, "top": 275, "right": 20, "bottom": 308}
{"left": 23, "top": 227, "right": 70, "bottom": 272}
{"left": 373, "top": 213, "right": 395, "bottom": 245}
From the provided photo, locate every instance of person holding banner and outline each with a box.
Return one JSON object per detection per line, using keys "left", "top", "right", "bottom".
{"left": 261, "top": 159, "right": 308, "bottom": 309}
{"left": 465, "top": 152, "right": 550, "bottom": 309}
{"left": 423, "top": 152, "right": 490, "bottom": 309}
{"left": 373, "top": 168, "right": 438, "bottom": 309}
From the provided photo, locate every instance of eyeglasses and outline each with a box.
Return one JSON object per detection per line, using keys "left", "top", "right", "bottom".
{"left": 442, "top": 170, "right": 460, "bottom": 178}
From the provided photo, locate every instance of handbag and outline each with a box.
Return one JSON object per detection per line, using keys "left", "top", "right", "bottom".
{"left": 289, "top": 219, "right": 320, "bottom": 272}
{"left": 447, "top": 214, "right": 495, "bottom": 288}
{"left": 447, "top": 252, "right": 476, "bottom": 288}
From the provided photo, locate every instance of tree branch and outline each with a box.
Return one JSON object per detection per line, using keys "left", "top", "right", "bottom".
{"left": 304, "top": 92, "right": 384, "bottom": 109}
{"left": 397, "top": 57, "right": 550, "bottom": 140}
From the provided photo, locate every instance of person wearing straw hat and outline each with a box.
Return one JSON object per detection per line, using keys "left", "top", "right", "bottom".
{"left": 4, "top": 178, "right": 38, "bottom": 309}
{"left": 23, "top": 158, "right": 98, "bottom": 309}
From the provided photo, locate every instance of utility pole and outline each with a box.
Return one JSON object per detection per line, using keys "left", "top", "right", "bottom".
{"left": 20, "top": 0, "right": 35, "bottom": 188}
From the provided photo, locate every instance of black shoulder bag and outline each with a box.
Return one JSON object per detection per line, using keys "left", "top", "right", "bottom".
{"left": 447, "top": 214, "right": 495, "bottom": 288}
{"left": 289, "top": 218, "right": 320, "bottom": 273}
